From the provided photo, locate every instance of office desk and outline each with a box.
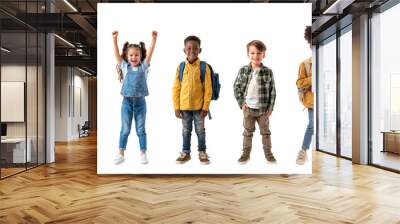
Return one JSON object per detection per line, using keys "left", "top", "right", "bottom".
{"left": 382, "top": 131, "right": 400, "bottom": 154}
{"left": 1, "top": 138, "right": 31, "bottom": 163}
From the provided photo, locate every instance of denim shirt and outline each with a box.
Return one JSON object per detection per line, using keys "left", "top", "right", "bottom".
{"left": 119, "top": 59, "right": 149, "bottom": 97}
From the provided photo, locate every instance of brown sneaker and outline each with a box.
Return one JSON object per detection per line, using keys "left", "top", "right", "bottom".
{"left": 296, "top": 149, "right": 308, "bottom": 165}
{"left": 176, "top": 152, "right": 191, "bottom": 164}
{"left": 265, "top": 153, "right": 277, "bottom": 164}
{"left": 199, "top": 151, "right": 210, "bottom": 165}
{"left": 238, "top": 152, "right": 250, "bottom": 165}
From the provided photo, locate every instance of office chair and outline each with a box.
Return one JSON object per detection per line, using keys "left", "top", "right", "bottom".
{"left": 79, "top": 121, "right": 90, "bottom": 138}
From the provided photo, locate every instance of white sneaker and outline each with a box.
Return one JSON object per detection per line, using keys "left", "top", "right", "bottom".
{"left": 114, "top": 154, "right": 125, "bottom": 165}
{"left": 140, "top": 151, "right": 148, "bottom": 164}
{"left": 296, "top": 149, "right": 308, "bottom": 165}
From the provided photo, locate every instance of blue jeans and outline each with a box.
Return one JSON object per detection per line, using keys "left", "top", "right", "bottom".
{"left": 301, "top": 108, "right": 314, "bottom": 150}
{"left": 182, "top": 111, "right": 206, "bottom": 153}
{"left": 119, "top": 97, "right": 147, "bottom": 151}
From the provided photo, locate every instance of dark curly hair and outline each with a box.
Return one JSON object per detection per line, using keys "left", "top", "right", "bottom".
{"left": 121, "top": 41, "right": 147, "bottom": 62}
{"left": 304, "top": 26, "right": 312, "bottom": 45}
{"left": 184, "top": 35, "right": 201, "bottom": 47}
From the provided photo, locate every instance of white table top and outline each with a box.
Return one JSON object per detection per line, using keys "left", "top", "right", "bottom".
{"left": 1, "top": 138, "right": 28, "bottom": 143}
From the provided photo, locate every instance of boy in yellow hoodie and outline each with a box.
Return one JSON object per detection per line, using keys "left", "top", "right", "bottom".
{"left": 172, "top": 36, "right": 212, "bottom": 165}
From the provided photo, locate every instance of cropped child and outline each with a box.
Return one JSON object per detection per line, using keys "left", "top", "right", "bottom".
{"left": 296, "top": 26, "right": 313, "bottom": 165}
{"left": 172, "top": 36, "right": 212, "bottom": 165}
{"left": 112, "top": 30, "right": 157, "bottom": 165}
{"left": 233, "top": 40, "right": 277, "bottom": 164}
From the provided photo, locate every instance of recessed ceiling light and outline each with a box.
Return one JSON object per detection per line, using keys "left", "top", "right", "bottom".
{"left": 54, "top": 34, "right": 75, "bottom": 48}
{"left": 1, "top": 47, "right": 11, "bottom": 53}
{"left": 63, "top": 0, "right": 78, "bottom": 12}
{"left": 78, "top": 67, "right": 92, "bottom": 76}
{"left": 323, "top": 0, "right": 354, "bottom": 15}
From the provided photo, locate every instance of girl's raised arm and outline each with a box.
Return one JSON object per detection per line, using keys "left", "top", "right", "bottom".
{"left": 112, "top": 31, "right": 122, "bottom": 65}
{"left": 145, "top": 31, "right": 158, "bottom": 65}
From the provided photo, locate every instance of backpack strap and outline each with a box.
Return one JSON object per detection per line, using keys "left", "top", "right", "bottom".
{"left": 200, "top": 61, "right": 207, "bottom": 82}
{"left": 180, "top": 61, "right": 208, "bottom": 83}
{"left": 179, "top": 62, "right": 185, "bottom": 82}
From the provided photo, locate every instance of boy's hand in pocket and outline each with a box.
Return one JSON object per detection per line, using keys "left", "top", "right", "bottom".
{"left": 175, "top": 110, "right": 183, "bottom": 119}
{"left": 242, "top": 103, "right": 248, "bottom": 111}
{"left": 200, "top": 110, "right": 208, "bottom": 118}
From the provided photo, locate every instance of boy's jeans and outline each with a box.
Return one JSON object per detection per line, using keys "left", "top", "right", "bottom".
{"left": 243, "top": 108, "right": 272, "bottom": 155}
{"left": 301, "top": 108, "right": 314, "bottom": 150}
{"left": 181, "top": 110, "right": 206, "bottom": 153}
{"left": 119, "top": 97, "right": 147, "bottom": 151}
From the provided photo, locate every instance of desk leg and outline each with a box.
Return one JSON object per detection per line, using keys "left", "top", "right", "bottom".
{"left": 382, "top": 133, "right": 386, "bottom": 153}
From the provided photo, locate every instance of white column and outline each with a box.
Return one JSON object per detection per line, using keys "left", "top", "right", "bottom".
{"left": 46, "top": 33, "right": 55, "bottom": 163}
{"left": 312, "top": 45, "right": 317, "bottom": 150}
{"left": 45, "top": 1, "right": 55, "bottom": 163}
{"left": 352, "top": 14, "right": 369, "bottom": 164}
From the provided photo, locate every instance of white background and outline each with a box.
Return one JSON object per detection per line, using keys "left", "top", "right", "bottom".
{"left": 98, "top": 3, "right": 312, "bottom": 174}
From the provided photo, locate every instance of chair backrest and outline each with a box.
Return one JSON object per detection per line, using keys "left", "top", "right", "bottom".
{"left": 82, "top": 121, "right": 90, "bottom": 129}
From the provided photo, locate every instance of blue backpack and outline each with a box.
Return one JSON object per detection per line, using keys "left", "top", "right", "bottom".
{"left": 179, "top": 61, "right": 221, "bottom": 101}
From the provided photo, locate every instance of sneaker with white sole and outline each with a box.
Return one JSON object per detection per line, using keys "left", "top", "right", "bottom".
{"left": 114, "top": 154, "right": 125, "bottom": 165}
{"left": 140, "top": 151, "right": 148, "bottom": 164}
{"left": 199, "top": 151, "right": 210, "bottom": 165}
{"left": 238, "top": 151, "right": 250, "bottom": 165}
{"left": 176, "top": 152, "right": 191, "bottom": 164}
{"left": 265, "top": 153, "right": 277, "bottom": 164}
{"left": 296, "top": 149, "right": 308, "bottom": 165}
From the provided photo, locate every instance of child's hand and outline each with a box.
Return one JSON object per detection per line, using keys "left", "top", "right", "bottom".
{"left": 152, "top": 31, "right": 158, "bottom": 39}
{"left": 241, "top": 103, "right": 248, "bottom": 111}
{"left": 112, "top": 31, "right": 119, "bottom": 39}
{"left": 175, "top": 110, "right": 182, "bottom": 119}
{"left": 200, "top": 110, "right": 208, "bottom": 118}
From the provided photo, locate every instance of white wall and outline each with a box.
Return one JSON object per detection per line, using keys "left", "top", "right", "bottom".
{"left": 55, "top": 66, "right": 69, "bottom": 141}
{"left": 73, "top": 72, "right": 89, "bottom": 137}
{"left": 54, "top": 67, "right": 89, "bottom": 141}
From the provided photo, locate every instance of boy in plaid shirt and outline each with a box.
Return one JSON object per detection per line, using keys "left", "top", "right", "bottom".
{"left": 233, "top": 40, "right": 277, "bottom": 164}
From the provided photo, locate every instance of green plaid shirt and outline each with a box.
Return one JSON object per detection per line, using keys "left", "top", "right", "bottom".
{"left": 233, "top": 64, "right": 276, "bottom": 112}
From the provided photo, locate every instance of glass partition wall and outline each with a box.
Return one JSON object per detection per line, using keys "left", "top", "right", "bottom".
{"left": 370, "top": 2, "right": 400, "bottom": 171}
{"left": 316, "top": 25, "right": 353, "bottom": 159}
{"left": 0, "top": 1, "right": 46, "bottom": 179}
{"left": 339, "top": 27, "right": 352, "bottom": 159}
{"left": 316, "top": 0, "right": 400, "bottom": 172}
{"left": 0, "top": 31, "right": 27, "bottom": 177}
{"left": 317, "top": 35, "right": 337, "bottom": 155}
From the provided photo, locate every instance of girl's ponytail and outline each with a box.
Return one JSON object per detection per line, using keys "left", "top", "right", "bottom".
{"left": 139, "top": 42, "right": 147, "bottom": 62}
{"left": 121, "top": 41, "right": 129, "bottom": 62}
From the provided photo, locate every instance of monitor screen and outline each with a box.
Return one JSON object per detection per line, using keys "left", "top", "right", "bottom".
{"left": 1, "top": 123, "right": 6, "bottom": 137}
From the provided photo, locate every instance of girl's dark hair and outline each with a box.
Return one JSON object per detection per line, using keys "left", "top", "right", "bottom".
{"left": 121, "top": 41, "right": 147, "bottom": 62}
{"left": 304, "top": 26, "right": 312, "bottom": 45}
